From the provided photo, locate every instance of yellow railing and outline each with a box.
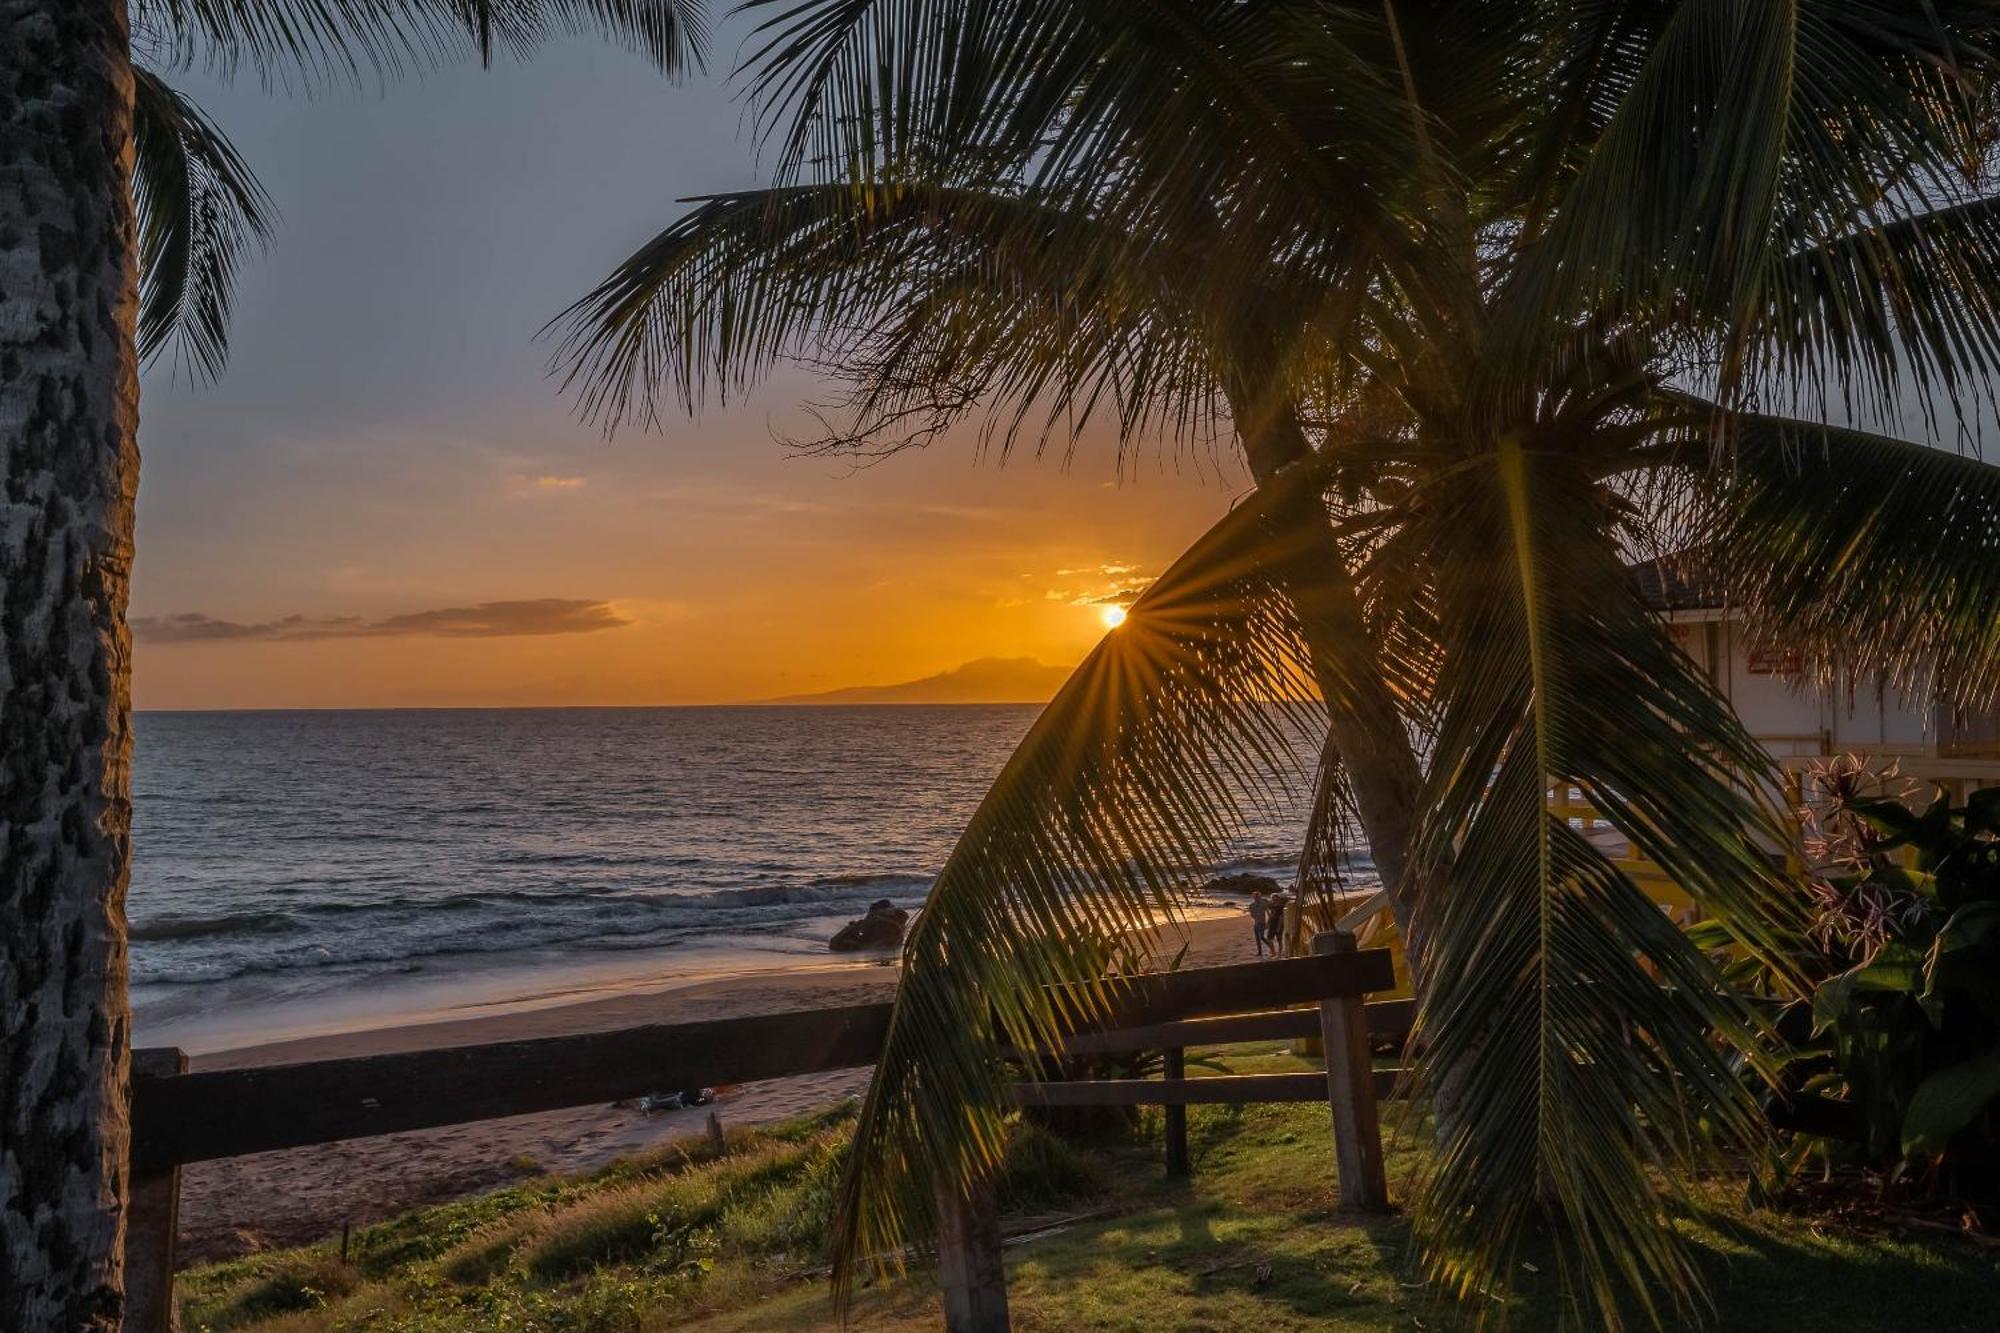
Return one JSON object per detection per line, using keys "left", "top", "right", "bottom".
{"left": 1549, "top": 783, "right": 1703, "bottom": 924}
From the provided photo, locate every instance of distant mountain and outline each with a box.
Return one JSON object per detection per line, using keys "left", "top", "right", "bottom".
{"left": 766, "top": 656, "right": 1072, "bottom": 705}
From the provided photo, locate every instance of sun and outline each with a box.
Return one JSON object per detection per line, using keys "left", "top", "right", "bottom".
{"left": 1099, "top": 604, "right": 1128, "bottom": 630}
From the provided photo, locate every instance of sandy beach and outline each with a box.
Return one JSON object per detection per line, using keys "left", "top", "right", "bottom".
{"left": 177, "top": 912, "right": 1265, "bottom": 1262}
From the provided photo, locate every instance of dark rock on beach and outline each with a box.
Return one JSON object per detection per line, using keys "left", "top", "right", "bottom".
{"left": 829, "top": 899, "right": 910, "bottom": 952}
{"left": 1200, "top": 871, "right": 1283, "bottom": 898}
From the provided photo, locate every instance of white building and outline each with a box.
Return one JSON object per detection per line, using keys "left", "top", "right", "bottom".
{"left": 1632, "top": 553, "right": 2000, "bottom": 804}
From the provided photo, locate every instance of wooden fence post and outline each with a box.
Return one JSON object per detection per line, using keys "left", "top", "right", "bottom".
{"left": 934, "top": 1171, "right": 1010, "bottom": 1332}
{"left": 1162, "top": 1048, "right": 1190, "bottom": 1178}
{"left": 126, "top": 1047, "right": 188, "bottom": 1332}
{"left": 705, "top": 1110, "right": 727, "bottom": 1155}
{"left": 1312, "top": 933, "right": 1389, "bottom": 1212}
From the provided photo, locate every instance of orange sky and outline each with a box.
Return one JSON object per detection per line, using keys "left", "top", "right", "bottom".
{"left": 126, "top": 41, "right": 1252, "bottom": 710}
{"left": 132, "top": 376, "right": 1245, "bottom": 707}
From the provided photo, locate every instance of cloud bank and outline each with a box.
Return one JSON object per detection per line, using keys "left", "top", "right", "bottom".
{"left": 1043, "top": 562, "right": 1153, "bottom": 611}
{"left": 134, "top": 599, "right": 633, "bottom": 644}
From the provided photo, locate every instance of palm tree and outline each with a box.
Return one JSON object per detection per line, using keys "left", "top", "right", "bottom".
{"left": 558, "top": 3, "right": 2000, "bottom": 1324}
{"left": 0, "top": 5, "right": 701, "bottom": 1326}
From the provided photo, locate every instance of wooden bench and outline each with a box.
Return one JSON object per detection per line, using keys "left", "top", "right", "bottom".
{"left": 125, "top": 931, "right": 1399, "bottom": 1331}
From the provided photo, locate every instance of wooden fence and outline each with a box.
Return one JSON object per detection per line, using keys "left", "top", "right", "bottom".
{"left": 126, "top": 932, "right": 1401, "bottom": 1333}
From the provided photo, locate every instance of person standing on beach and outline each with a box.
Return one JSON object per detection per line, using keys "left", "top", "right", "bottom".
{"left": 1264, "top": 889, "right": 1288, "bottom": 957}
{"left": 1248, "top": 891, "right": 1271, "bottom": 957}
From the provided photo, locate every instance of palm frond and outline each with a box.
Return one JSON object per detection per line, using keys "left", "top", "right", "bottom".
{"left": 1501, "top": 0, "right": 1998, "bottom": 388}
{"left": 1509, "top": 0, "right": 1676, "bottom": 238}
{"left": 132, "top": 67, "right": 275, "bottom": 382}
{"left": 552, "top": 177, "right": 1275, "bottom": 457}
{"left": 831, "top": 465, "right": 1342, "bottom": 1302}
{"left": 1756, "top": 195, "right": 2000, "bottom": 422}
{"left": 553, "top": 181, "right": 1155, "bottom": 427}
{"left": 134, "top": 0, "right": 705, "bottom": 87}
{"left": 1406, "top": 438, "right": 1802, "bottom": 1327}
{"left": 1294, "top": 722, "right": 1355, "bottom": 914}
{"left": 1680, "top": 407, "right": 2000, "bottom": 716}
{"left": 736, "top": 0, "right": 1435, "bottom": 321}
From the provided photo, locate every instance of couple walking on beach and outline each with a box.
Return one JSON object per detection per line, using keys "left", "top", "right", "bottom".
{"left": 1248, "top": 888, "right": 1299, "bottom": 959}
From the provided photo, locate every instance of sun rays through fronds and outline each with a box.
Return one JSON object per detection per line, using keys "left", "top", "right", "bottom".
{"left": 829, "top": 468, "right": 1339, "bottom": 1304}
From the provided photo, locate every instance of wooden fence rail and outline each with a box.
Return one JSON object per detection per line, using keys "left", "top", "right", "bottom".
{"left": 131, "top": 1004, "right": 895, "bottom": 1171}
{"left": 1010, "top": 1067, "right": 1402, "bottom": 1107}
{"left": 126, "top": 938, "right": 1399, "bottom": 1332}
{"left": 1053, "top": 997, "right": 1414, "bottom": 1057}
{"left": 132, "top": 948, "right": 1394, "bottom": 1171}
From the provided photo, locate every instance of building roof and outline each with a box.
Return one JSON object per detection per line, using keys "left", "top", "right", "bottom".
{"left": 1628, "top": 550, "right": 1725, "bottom": 612}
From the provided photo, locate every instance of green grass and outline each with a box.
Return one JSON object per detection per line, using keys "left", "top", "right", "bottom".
{"left": 179, "top": 1044, "right": 2000, "bottom": 1332}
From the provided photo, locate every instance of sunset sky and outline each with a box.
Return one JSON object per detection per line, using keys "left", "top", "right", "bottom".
{"left": 133, "top": 29, "right": 1247, "bottom": 709}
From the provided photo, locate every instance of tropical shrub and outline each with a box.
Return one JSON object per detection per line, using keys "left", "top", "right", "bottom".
{"left": 1787, "top": 780, "right": 2000, "bottom": 1186}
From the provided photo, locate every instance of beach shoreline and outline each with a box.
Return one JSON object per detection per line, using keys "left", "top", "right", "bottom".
{"left": 176, "top": 910, "right": 1265, "bottom": 1263}
{"left": 140, "top": 940, "right": 907, "bottom": 1058}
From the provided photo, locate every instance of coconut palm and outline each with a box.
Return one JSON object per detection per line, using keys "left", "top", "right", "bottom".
{"left": 557, "top": 3, "right": 2000, "bottom": 1324}
{"left": 0, "top": 5, "right": 701, "bottom": 1326}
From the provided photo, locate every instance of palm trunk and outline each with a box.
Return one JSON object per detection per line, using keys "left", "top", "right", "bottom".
{"left": 1, "top": 2, "right": 142, "bottom": 1328}
{"left": 1225, "top": 376, "right": 1426, "bottom": 955}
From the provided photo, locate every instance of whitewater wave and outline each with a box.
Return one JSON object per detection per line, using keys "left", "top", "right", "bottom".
{"left": 127, "top": 858, "right": 1386, "bottom": 981}
{"left": 127, "top": 870, "right": 941, "bottom": 985}
{"left": 129, "top": 911, "right": 300, "bottom": 942}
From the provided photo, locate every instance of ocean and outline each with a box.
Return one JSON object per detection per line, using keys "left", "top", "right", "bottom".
{"left": 129, "top": 706, "right": 1359, "bottom": 1051}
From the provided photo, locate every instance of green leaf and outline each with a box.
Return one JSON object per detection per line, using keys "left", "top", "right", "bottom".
{"left": 1815, "top": 944, "right": 1928, "bottom": 1030}
{"left": 1849, "top": 798, "right": 1921, "bottom": 835}
{"left": 1902, "top": 1051, "right": 2000, "bottom": 1156}
{"left": 1851, "top": 943, "right": 1928, "bottom": 993}
{"left": 551, "top": 179, "right": 1238, "bottom": 443}
{"left": 1933, "top": 901, "right": 2000, "bottom": 955}
{"left": 1870, "top": 866, "right": 1936, "bottom": 899}
{"left": 1682, "top": 920, "right": 1736, "bottom": 953}
{"left": 1923, "top": 902, "right": 2000, "bottom": 1021}
{"left": 1966, "top": 787, "right": 2000, "bottom": 835}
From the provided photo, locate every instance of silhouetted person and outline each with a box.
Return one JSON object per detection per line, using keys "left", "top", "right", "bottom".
{"left": 1248, "top": 891, "right": 1271, "bottom": 957}
{"left": 1265, "top": 890, "right": 1290, "bottom": 956}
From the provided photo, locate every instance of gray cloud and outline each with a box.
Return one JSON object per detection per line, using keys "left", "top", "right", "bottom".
{"left": 1046, "top": 578, "right": 1153, "bottom": 609}
{"left": 134, "top": 599, "right": 633, "bottom": 644}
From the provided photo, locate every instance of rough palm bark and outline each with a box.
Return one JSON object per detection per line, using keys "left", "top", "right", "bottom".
{"left": 1224, "top": 369, "right": 1426, "bottom": 948}
{"left": 0, "top": 2, "right": 142, "bottom": 1329}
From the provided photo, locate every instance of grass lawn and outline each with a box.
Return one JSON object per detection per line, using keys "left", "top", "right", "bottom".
{"left": 180, "top": 1043, "right": 2000, "bottom": 1331}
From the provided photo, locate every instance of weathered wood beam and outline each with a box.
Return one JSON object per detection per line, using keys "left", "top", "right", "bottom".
{"left": 1007, "top": 1071, "right": 1405, "bottom": 1106}
{"left": 1316, "top": 932, "right": 1389, "bottom": 1211}
{"left": 1044, "top": 950, "right": 1394, "bottom": 1036}
{"left": 1162, "top": 1048, "right": 1190, "bottom": 1178}
{"left": 125, "top": 1048, "right": 187, "bottom": 1332}
{"left": 131, "top": 1004, "right": 892, "bottom": 1170}
{"left": 935, "top": 1173, "right": 1010, "bottom": 1332}
{"left": 1052, "top": 996, "right": 1413, "bottom": 1057}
